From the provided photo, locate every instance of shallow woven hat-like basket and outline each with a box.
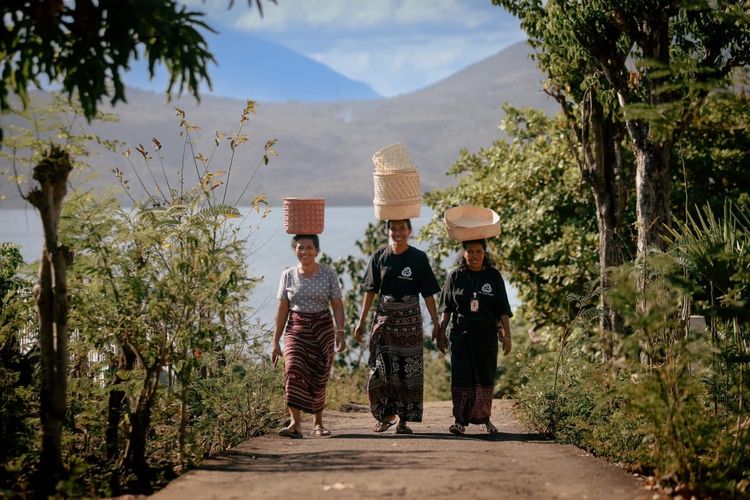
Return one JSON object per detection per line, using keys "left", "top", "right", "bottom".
{"left": 444, "top": 205, "right": 500, "bottom": 241}
{"left": 283, "top": 197, "right": 325, "bottom": 234}
{"left": 371, "top": 143, "right": 417, "bottom": 174}
{"left": 372, "top": 171, "right": 421, "bottom": 221}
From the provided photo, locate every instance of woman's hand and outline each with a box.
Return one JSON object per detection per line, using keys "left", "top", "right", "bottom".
{"left": 432, "top": 324, "right": 447, "bottom": 355}
{"left": 334, "top": 330, "right": 346, "bottom": 352}
{"left": 499, "top": 333, "right": 512, "bottom": 356}
{"left": 271, "top": 341, "right": 282, "bottom": 367}
{"left": 354, "top": 321, "right": 365, "bottom": 343}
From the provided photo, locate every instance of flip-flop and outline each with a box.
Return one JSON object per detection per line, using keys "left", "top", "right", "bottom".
{"left": 373, "top": 419, "right": 397, "bottom": 432}
{"left": 311, "top": 426, "right": 331, "bottom": 437}
{"left": 449, "top": 423, "right": 465, "bottom": 435}
{"left": 278, "top": 426, "right": 303, "bottom": 439}
{"left": 485, "top": 422, "right": 499, "bottom": 434}
{"left": 395, "top": 423, "right": 413, "bottom": 434}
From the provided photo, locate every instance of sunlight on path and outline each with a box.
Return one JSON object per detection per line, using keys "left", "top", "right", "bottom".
{"left": 151, "top": 400, "right": 649, "bottom": 500}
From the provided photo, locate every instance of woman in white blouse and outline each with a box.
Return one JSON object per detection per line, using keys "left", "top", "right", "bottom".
{"left": 272, "top": 234, "right": 345, "bottom": 438}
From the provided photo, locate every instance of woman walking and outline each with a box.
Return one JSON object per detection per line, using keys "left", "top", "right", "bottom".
{"left": 272, "top": 234, "right": 346, "bottom": 438}
{"left": 437, "top": 207, "right": 512, "bottom": 435}
{"left": 438, "top": 239, "right": 512, "bottom": 435}
{"left": 354, "top": 219, "right": 441, "bottom": 434}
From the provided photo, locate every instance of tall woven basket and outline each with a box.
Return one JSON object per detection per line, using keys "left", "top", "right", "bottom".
{"left": 283, "top": 197, "right": 325, "bottom": 234}
{"left": 372, "top": 171, "right": 421, "bottom": 220}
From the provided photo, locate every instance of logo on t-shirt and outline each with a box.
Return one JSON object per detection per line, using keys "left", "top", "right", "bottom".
{"left": 480, "top": 283, "right": 493, "bottom": 295}
{"left": 400, "top": 267, "right": 413, "bottom": 279}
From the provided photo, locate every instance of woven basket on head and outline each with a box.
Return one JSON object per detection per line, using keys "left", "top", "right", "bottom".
{"left": 283, "top": 197, "right": 325, "bottom": 234}
{"left": 372, "top": 171, "right": 421, "bottom": 221}
{"left": 374, "top": 202, "right": 421, "bottom": 221}
{"left": 444, "top": 205, "right": 500, "bottom": 241}
{"left": 371, "top": 143, "right": 417, "bottom": 174}
{"left": 373, "top": 171, "right": 420, "bottom": 203}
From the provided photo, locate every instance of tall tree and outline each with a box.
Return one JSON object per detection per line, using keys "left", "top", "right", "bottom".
{"left": 494, "top": 0, "right": 750, "bottom": 348}
{"left": 24, "top": 145, "right": 72, "bottom": 487}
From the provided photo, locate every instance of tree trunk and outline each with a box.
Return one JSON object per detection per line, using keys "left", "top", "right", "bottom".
{"left": 122, "top": 364, "right": 161, "bottom": 487}
{"left": 633, "top": 135, "right": 671, "bottom": 256}
{"left": 25, "top": 146, "right": 73, "bottom": 493}
{"left": 106, "top": 346, "right": 136, "bottom": 460}
{"left": 580, "top": 90, "right": 627, "bottom": 357}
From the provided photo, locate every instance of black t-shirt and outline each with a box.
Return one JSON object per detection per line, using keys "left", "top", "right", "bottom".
{"left": 439, "top": 266, "right": 513, "bottom": 329}
{"left": 362, "top": 246, "right": 440, "bottom": 300}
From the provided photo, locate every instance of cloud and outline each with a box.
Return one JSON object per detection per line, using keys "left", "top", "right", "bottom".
{"left": 308, "top": 31, "right": 526, "bottom": 96}
{"left": 232, "top": 0, "right": 503, "bottom": 32}
{"left": 186, "top": 0, "right": 525, "bottom": 95}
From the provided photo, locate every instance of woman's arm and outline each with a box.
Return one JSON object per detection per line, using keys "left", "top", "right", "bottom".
{"left": 436, "top": 311, "right": 450, "bottom": 354}
{"left": 354, "top": 291, "right": 376, "bottom": 342}
{"left": 331, "top": 297, "right": 346, "bottom": 352}
{"left": 499, "top": 314, "right": 512, "bottom": 355}
{"left": 272, "top": 299, "right": 290, "bottom": 366}
{"left": 423, "top": 295, "right": 443, "bottom": 352}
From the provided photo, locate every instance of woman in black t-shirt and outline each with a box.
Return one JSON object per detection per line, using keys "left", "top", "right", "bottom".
{"left": 354, "top": 219, "right": 441, "bottom": 434}
{"left": 437, "top": 238, "right": 512, "bottom": 435}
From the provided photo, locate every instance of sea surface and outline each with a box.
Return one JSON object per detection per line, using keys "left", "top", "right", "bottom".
{"left": 0, "top": 206, "right": 519, "bottom": 329}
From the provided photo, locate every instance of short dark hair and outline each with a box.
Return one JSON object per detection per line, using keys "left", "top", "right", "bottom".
{"left": 386, "top": 219, "right": 412, "bottom": 231}
{"left": 461, "top": 239, "right": 487, "bottom": 250}
{"left": 292, "top": 234, "right": 320, "bottom": 251}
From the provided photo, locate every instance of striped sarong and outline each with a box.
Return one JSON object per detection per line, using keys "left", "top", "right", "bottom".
{"left": 449, "top": 324, "right": 498, "bottom": 425}
{"left": 367, "top": 296, "right": 424, "bottom": 423}
{"left": 283, "top": 309, "right": 335, "bottom": 414}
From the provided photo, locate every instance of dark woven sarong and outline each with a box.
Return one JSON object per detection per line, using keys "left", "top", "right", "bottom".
{"left": 450, "top": 324, "right": 498, "bottom": 425}
{"left": 367, "top": 296, "right": 424, "bottom": 422}
{"left": 284, "top": 310, "right": 335, "bottom": 414}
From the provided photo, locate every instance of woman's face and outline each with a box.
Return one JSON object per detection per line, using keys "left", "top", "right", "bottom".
{"left": 388, "top": 220, "right": 411, "bottom": 245}
{"left": 463, "top": 242, "right": 485, "bottom": 271}
{"left": 295, "top": 238, "right": 318, "bottom": 265}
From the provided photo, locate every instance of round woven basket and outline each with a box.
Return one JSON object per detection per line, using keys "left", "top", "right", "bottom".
{"left": 444, "top": 205, "right": 500, "bottom": 241}
{"left": 372, "top": 143, "right": 417, "bottom": 174}
{"left": 283, "top": 197, "right": 325, "bottom": 234}
{"left": 374, "top": 202, "right": 421, "bottom": 221}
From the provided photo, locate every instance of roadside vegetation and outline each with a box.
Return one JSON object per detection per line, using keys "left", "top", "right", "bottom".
{"left": 2, "top": 1, "right": 749, "bottom": 498}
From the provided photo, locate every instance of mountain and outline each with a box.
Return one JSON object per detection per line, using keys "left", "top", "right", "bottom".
{"left": 124, "top": 30, "right": 380, "bottom": 102}
{"left": 1, "top": 41, "right": 557, "bottom": 208}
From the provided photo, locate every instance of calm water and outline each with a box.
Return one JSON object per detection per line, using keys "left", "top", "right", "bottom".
{"left": 0, "top": 206, "right": 519, "bottom": 328}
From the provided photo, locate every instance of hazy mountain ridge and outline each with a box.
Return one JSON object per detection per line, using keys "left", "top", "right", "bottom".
{"left": 1, "top": 42, "right": 557, "bottom": 208}
{"left": 124, "top": 31, "right": 380, "bottom": 102}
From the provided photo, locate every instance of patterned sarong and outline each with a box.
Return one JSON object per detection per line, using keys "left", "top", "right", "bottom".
{"left": 367, "top": 296, "right": 424, "bottom": 422}
{"left": 284, "top": 310, "right": 335, "bottom": 414}
{"left": 450, "top": 324, "right": 498, "bottom": 425}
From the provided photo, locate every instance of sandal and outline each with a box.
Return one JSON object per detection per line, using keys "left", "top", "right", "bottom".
{"left": 278, "top": 426, "right": 303, "bottom": 439}
{"left": 448, "top": 423, "right": 465, "bottom": 435}
{"left": 395, "top": 422, "right": 413, "bottom": 434}
{"left": 373, "top": 419, "right": 397, "bottom": 433}
{"left": 311, "top": 426, "right": 331, "bottom": 437}
{"left": 484, "top": 422, "right": 499, "bottom": 434}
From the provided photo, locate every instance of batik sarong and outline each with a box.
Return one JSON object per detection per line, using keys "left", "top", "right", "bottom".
{"left": 367, "top": 295, "right": 424, "bottom": 422}
{"left": 284, "top": 310, "right": 335, "bottom": 414}
{"left": 450, "top": 324, "right": 498, "bottom": 425}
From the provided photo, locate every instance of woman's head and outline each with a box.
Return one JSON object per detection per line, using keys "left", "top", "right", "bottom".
{"left": 292, "top": 234, "right": 319, "bottom": 264}
{"left": 386, "top": 219, "right": 412, "bottom": 232}
{"left": 386, "top": 219, "right": 411, "bottom": 246}
{"left": 457, "top": 239, "right": 493, "bottom": 271}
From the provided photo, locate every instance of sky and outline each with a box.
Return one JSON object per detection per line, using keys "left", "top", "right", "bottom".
{"left": 182, "top": 0, "right": 526, "bottom": 97}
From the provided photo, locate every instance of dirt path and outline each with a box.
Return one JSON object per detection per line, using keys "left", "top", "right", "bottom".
{"left": 151, "top": 400, "right": 649, "bottom": 499}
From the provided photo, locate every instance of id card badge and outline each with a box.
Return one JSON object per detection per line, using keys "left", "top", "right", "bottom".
{"left": 470, "top": 297, "right": 479, "bottom": 312}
